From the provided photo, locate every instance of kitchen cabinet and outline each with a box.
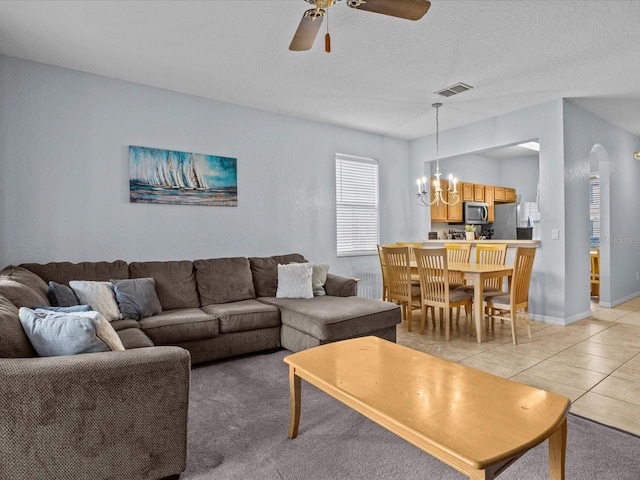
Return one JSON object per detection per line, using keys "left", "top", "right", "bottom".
{"left": 430, "top": 178, "right": 463, "bottom": 222}
{"left": 506, "top": 188, "right": 516, "bottom": 202}
{"left": 474, "top": 184, "right": 485, "bottom": 202}
{"left": 461, "top": 183, "right": 474, "bottom": 202}
{"left": 430, "top": 179, "right": 448, "bottom": 222}
{"left": 494, "top": 187, "right": 506, "bottom": 202}
{"left": 484, "top": 186, "right": 495, "bottom": 223}
{"left": 447, "top": 193, "right": 463, "bottom": 222}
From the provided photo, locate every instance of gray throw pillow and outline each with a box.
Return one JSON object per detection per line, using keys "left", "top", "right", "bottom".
{"left": 110, "top": 278, "right": 162, "bottom": 320}
{"left": 311, "top": 264, "right": 329, "bottom": 296}
{"left": 34, "top": 305, "right": 92, "bottom": 313}
{"left": 47, "top": 281, "right": 81, "bottom": 307}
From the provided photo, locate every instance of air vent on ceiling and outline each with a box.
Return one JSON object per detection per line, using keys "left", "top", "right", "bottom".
{"left": 435, "top": 82, "right": 473, "bottom": 97}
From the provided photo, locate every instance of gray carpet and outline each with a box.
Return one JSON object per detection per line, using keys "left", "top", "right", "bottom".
{"left": 182, "top": 349, "right": 640, "bottom": 479}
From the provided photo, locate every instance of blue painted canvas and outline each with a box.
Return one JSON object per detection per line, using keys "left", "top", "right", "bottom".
{"left": 129, "top": 146, "right": 237, "bottom": 206}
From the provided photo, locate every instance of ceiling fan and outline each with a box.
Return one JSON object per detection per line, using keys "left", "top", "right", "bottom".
{"left": 289, "top": 0, "right": 431, "bottom": 52}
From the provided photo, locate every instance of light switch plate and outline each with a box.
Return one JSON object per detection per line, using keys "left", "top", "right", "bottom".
{"left": 551, "top": 229, "right": 559, "bottom": 240}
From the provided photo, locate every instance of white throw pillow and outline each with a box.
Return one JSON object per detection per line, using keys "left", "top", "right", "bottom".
{"left": 276, "top": 263, "right": 313, "bottom": 299}
{"left": 19, "top": 308, "right": 125, "bottom": 357}
{"left": 70, "top": 280, "right": 122, "bottom": 321}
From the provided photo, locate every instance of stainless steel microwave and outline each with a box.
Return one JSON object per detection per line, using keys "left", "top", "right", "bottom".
{"left": 464, "top": 202, "right": 489, "bottom": 224}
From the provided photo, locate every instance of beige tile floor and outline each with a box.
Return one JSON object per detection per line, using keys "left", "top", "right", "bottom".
{"left": 396, "top": 296, "right": 640, "bottom": 435}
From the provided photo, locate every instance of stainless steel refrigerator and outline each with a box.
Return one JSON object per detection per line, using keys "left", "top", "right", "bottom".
{"left": 492, "top": 203, "right": 517, "bottom": 240}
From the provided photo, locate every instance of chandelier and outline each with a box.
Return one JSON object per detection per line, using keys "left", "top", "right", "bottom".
{"left": 416, "top": 103, "right": 459, "bottom": 207}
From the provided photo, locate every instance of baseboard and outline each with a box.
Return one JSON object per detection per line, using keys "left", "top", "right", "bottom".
{"left": 529, "top": 309, "right": 592, "bottom": 326}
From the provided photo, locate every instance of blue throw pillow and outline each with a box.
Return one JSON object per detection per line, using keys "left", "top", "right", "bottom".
{"left": 18, "top": 308, "right": 125, "bottom": 357}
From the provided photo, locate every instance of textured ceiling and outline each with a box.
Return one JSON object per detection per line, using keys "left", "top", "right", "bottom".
{"left": 1, "top": 0, "right": 640, "bottom": 140}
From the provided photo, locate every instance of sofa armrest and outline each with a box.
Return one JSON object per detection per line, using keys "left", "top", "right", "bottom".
{"left": 0, "top": 346, "right": 190, "bottom": 480}
{"left": 324, "top": 273, "right": 358, "bottom": 297}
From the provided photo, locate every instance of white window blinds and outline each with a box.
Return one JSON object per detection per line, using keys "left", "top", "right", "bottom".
{"left": 336, "top": 154, "right": 379, "bottom": 257}
{"left": 590, "top": 175, "right": 600, "bottom": 248}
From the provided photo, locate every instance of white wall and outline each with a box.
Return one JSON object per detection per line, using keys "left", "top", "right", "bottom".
{"left": 0, "top": 56, "right": 408, "bottom": 284}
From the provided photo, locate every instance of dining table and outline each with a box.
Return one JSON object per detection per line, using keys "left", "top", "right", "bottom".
{"left": 412, "top": 261, "right": 514, "bottom": 343}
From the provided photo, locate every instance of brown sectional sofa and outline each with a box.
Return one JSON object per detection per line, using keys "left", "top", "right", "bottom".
{"left": 0, "top": 253, "right": 400, "bottom": 480}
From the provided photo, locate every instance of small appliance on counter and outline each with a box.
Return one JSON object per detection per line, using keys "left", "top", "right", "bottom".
{"left": 428, "top": 232, "right": 438, "bottom": 240}
{"left": 480, "top": 227, "right": 494, "bottom": 240}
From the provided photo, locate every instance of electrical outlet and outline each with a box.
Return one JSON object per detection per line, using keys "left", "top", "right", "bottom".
{"left": 551, "top": 229, "right": 559, "bottom": 240}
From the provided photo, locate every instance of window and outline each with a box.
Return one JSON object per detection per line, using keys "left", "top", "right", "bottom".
{"left": 590, "top": 174, "right": 600, "bottom": 249}
{"left": 335, "top": 154, "right": 379, "bottom": 257}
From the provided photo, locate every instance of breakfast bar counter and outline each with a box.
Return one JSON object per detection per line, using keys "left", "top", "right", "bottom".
{"left": 422, "top": 239, "right": 541, "bottom": 248}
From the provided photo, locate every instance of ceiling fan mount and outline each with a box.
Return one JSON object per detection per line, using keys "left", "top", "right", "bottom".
{"left": 289, "top": 0, "right": 431, "bottom": 52}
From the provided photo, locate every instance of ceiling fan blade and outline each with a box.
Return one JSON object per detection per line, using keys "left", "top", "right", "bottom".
{"left": 347, "top": 0, "right": 431, "bottom": 21}
{"left": 289, "top": 9, "right": 325, "bottom": 51}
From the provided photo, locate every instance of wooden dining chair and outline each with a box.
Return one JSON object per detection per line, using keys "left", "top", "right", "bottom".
{"left": 444, "top": 243, "right": 472, "bottom": 289}
{"left": 456, "top": 243, "right": 508, "bottom": 296}
{"left": 590, "top": 248, "right": 600, "bottom": 298}
{"left": 414, "top": 247, "right": 472, "bottom": 340}
{"left": 377, "top": 244, "right": 391, "bottom": 302}
{"left": 484, "top": 247, "right": 537, "bottom": 345}
{"left": 381, "top": 245, "right": 421, "bottom": 332}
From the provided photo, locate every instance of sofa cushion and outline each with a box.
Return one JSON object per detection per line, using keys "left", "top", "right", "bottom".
{"left": 259, "top": 296, "right": 401, "bottom": 341}
{"left": 116, "top": 327, "right": 155, "bottom": 349}
{"left": 276, "top": 263, "right": 313, "bottom": 299}
{"left": 129, "top": 261, "right": 200, "bottom": 310}
{"left": 111, "top": 278, "right": 162, "bottom": 320}
{"left": 0, "top": 277, "right": 49, "bottom": 308}
{"left": 0, "top": 295, "right": 36, "bottom": 358}
{"left": 20, "top": 260, "right": 129, "bottom": 286}
{"left": 249, "top": 253, "right": 306, "bottom": 298}
{"left": 202, "top": 299, "right": 280, "bottom": 333}
{"left": 194, "top": 257, "right": 256, "bottom": 305}
{"left": 18, "top": 308, "right": 125, "bottom": 356}
{"left": 139, "top": 308, "right": 219, "bottom": 345}
{"left": 69, "top": 280, "right": 122, "bottom": 322}
{"left": 47, "top": 281, "right": 81, "bottom": 307}
{"left": 110, "top": 318, "right": 142, "bottom": 331}
{"left": 0, "top": 266, "right": 49, "bottom": 299}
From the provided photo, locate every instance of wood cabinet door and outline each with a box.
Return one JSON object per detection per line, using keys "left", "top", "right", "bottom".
{"left": 474, "top": 184, "right": 485, "bottom": 202}
{"left": 447, "top": 196, "right": 463, "bottom": 222}
{"left": 506, "top": 188, "right": 516, "bottom": 202}
{"left": 430, "top": 178, "right": 448, "bottom": 222}
{"left": 494, "top": 187, "right": 506, "bottom": 202}
{"left": 462, "top": 183, "right": 474, "bottom": 202}
{"left": 484, "top": 186, "right": 495, "bottom": 223}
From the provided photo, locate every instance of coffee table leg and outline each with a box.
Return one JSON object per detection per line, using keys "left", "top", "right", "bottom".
{"left": 548, "top": 417, "right": 567, "bottom": 480}
{"left": 288, "top": 366, "right": 301, "bottom": 439}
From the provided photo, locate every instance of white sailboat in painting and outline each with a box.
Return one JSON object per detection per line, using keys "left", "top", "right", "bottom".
{"left": 140, "top": 152, "right": 208, "bottom": 191}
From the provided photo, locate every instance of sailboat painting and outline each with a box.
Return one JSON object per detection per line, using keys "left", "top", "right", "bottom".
{"left": 129, "top": 146, "right": 237, "bottom": 206}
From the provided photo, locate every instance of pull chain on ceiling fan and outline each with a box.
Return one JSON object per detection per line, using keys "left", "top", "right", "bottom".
{"left": 289, "top": 0, "right": 431, "bottom": 52}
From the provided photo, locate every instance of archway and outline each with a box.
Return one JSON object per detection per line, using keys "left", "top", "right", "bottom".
{"left": 589, "top": 144, "right": 610, "bottom": 306}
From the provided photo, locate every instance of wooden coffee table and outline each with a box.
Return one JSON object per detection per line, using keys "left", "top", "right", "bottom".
{"left": 285, "top": 337, "right": 570, "bottom": 479}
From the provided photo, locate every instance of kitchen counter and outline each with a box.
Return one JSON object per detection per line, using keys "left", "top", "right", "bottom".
{"left": 423, "top": 239, "right": 541, "bottom": 248}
